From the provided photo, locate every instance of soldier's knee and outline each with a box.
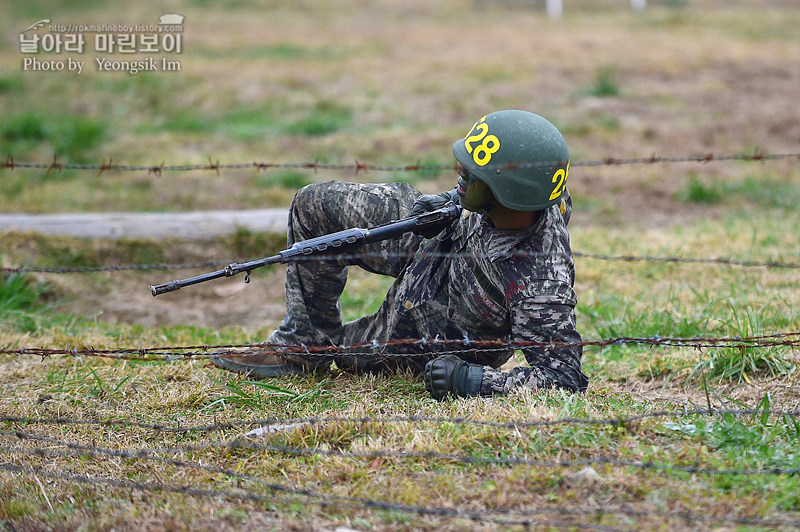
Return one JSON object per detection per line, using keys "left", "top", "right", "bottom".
{"left": 294, "top": 180, "right": 352, "bottom": 207}
{"left": 288, "top": 181, "right": 353, "bottom": 239}
{"left": 293, "top": 181, "right": 326, "bottom": 207}
{"left": 290, "top": 181, "right": 334, "bottom": 220}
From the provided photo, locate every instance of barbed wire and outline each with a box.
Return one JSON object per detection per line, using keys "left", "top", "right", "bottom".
{"left": 3, "top": 435, "right": 800, "bottom": 530}
{"left": 2, "top": 150, "right": 799, "bottom": 176}
{"left": 0, "top": 463, "right": 643, "bottom": 532}
{"left": 0, "top": 260, "right": 226, "bottom": 275}
{"left": 1, "top": 150, "right": 797, "bottom": 527}
{"left": 2, "top": 332, "right": 799, "bottom": 361}
{"left": 6, "top": 426, "right": 800, "bottom": 477}
{"left": 7, "top": 459, "right": 800, "bottom": 532}
{"left": 572, "top": 251, "right": 800, "bottom": 269}
{"left": 4, "top": 407, "right": 799, "bottom": 527}
{"left": 7, "top": 424, "right": 800, "bottom": 525}
{"left": 3, "top": 248, "right": 800, "bottom": 275}
{"left": 0, "top": 439, "right": 621, "bottom": 531}
{"left": 2, "top": 407, "right": 798, "bottom": 435}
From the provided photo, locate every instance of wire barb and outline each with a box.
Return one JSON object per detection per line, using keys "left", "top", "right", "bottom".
{"left": 354, "top": 159, "right": 367, "bottom": 176}
{"left": 5, "top": 249, "right": 800, "bottom": 276}
{"left": 4, "top": 332, "right": 799, "bottom": 362}
{"left": 1, "top": 150, "right": 799, "bottom": 175}
{"left": 96, "top": 158, "right": 113, "bottom": 177}
{"left": 206, "top": 157, "right": 220, "bottom": 177}
{"left": 46, "top": 153, "right": 62, "bottom": 175}
{"left": 148, "top": 162, "right": 164, "bottom": 178}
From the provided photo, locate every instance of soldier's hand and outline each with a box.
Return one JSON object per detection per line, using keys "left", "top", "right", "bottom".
{"left": 410, "top": 189, "right": 459, "bottom": 216}
{"left": 424, "top": 354, "right": 483, "bottom": 400}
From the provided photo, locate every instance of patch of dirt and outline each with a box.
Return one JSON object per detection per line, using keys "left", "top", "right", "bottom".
{"left": 60, "top": 267, "right": 289, "bottom": 333}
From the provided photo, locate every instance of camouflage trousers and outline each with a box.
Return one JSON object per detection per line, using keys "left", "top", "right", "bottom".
{"left": 268, "top": 180, "right": 511, "bottom": 374}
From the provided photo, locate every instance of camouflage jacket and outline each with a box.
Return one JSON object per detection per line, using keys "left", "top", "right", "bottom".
{"left": 272, "top": 180, "right": 588, "bottom": 395}
{"left": 385, "top": 193, "right": 588, "bottom": 394}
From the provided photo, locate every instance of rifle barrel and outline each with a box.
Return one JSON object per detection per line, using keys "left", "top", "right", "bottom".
{"left": 150, "top": 268, "right": 229, "bottom": 296}
{"left": 149, "top": 203, "right": 462, "bottom": 297}
{"left": 149, "top": 255, "right": 282, "bottom": 296}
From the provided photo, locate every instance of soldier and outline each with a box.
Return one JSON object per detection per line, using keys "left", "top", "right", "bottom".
{"left": 212, "top": 110, "right": 588, "bottom": 399}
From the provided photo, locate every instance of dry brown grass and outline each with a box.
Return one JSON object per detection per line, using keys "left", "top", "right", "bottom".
{"left": 2, "top": 1, "right": 800, "bottom": 530}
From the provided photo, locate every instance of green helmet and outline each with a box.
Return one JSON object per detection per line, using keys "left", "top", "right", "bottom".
{"left": 452, "top": 110, "right": 570, "bottom": 211}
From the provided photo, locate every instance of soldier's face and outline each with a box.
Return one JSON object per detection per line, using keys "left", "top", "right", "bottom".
{"left": 457, "top": 168, "right": 494, "bottom": 212}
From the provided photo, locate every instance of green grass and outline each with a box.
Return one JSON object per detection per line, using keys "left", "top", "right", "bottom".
{"left": 583, "top": 65, "right": 621, "bottom": 98}
{"left": 194, "top": 43, "right": 346, "bottom": 61}
{"left": 0, "top": 113, "right": 47, "bottom": 157}
{"left": 0, "top": 73, "right": 24, "bottom": 93}
{"left": 662, "top": 394, "right": 800, "bottom": 509}
{"left": 676, "top": 174, "right": 724, "bottom": 203}
{"left": 1, "top": 113, "right": 107, "bottom": 163}
{"left": 0, "top": 273, "right": 50, "bottom": 332}
{"left": 2, "top": 1, "right": 800, "bottom": 529}
{"left": 730, "top": 174, "right": 800, "bottom": 210}
{"left": 2, "top": 180, "right": 799, "bottom": 530}
{"left": 688, "top": 302, "right": 797, "bottom": 383}
{"left": 676, "top": 172, "right": 800, "bottom": 208}
{"left": 386, "top": 156, "right": 451, "bottom": 185}
{"left": 339, "top": 271, "right": 394, "bottom": 322}
{"left": 0, "top": 272, "right": 85, "bottom": 334}
{"left": 582, "top": 289, "right": 797, "bottom": 340}
{"left": 572, "top": 204, "right": 800, "bottom": 384}
{"left": 138, "top": 100, "right": 352, "bottom": 142}
{"left": 580, "top": 290, "right": 714, "bottom": 340}
{"left": 284, "top": 101, "right": 353, "bottom": 137}
{"left": 45, "top": 360, "right": 135, "bottom": 400}
{"left": 254, "top": 170, "right": 313, "bottom": 190}
{"left": 202, "top": 376, "right": 329, "bottom": 412}
{"left": 556, "top": 110, "right": 621, "bottom": 142}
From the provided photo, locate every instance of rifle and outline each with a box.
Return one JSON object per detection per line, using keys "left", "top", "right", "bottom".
{"left": 149, "top": 202, "right": 462, "bottom": 296}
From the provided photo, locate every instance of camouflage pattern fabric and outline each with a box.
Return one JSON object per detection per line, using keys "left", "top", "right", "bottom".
{"left": 270, "top": 180, "right": 588, "bottom": 394}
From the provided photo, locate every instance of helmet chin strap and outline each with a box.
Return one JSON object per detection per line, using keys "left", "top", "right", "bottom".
{"left": 478, "top": 189, "right": 497, "bottom": 214}
{"left": 458, "top": 175, "right": 497, "bottom": 214}
{"left": 478, "top": 200, "right": 496, "bottom": 214}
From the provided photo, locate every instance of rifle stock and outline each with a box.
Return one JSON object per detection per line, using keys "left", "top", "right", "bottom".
{"left": 149, "top": 202, "right": 462, "bottom": 296}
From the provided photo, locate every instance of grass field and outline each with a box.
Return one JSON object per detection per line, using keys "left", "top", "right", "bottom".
{"left": 2, "top": 1, "right": 800, "bottom": 530}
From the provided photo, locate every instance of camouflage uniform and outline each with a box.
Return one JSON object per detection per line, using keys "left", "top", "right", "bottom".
{"left": 270, "top": 180, "right": 588, "bottom": 395}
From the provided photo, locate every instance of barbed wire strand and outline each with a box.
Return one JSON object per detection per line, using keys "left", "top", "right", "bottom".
{"left": 2, "top": 150, "right": 799, "bottom": 175}
{"left": 3, "top": 149, "right": 799, "bottom": 528}
{"left": 2, "top": 407, "right": 798, "bottom": 435}
{"left": 2, "top": 332, "right": 799, "bottom": 362}
{"left": 572, "top": 251, "right": 800, "bottom": 270}
{"left": 0, "top": 440, "right": 621, "bottom": 531}
{"left": 19, "top": 457, "right": 781, "bottom": 532}
{"left": 4, "top": 440, "right": 800, "bottom": 530}
{"left": 3, "top": 444, "right": 799, "bottom": 530}
{"left": 3, "top": 408, "right": 798, "bottom": 526}
{"left": 4, "top": 248, "right": 800, "bottom": 275}
{"left": 0, "top": 464, "right": 615, "bottom": 531}
{"left": 5, "top": 427, "right": 799, "bottom": 478}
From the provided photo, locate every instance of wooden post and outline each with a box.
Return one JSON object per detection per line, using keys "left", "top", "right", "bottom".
{"left": 546, "top": 0, "right": 563, "bottom": 18}
{"left": 546, "top": 1, "right": 643, "bottom": 19}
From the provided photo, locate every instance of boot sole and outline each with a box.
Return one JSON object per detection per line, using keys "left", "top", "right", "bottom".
{"left": 209, "top": 354, "right": 306, "bottom": 378}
